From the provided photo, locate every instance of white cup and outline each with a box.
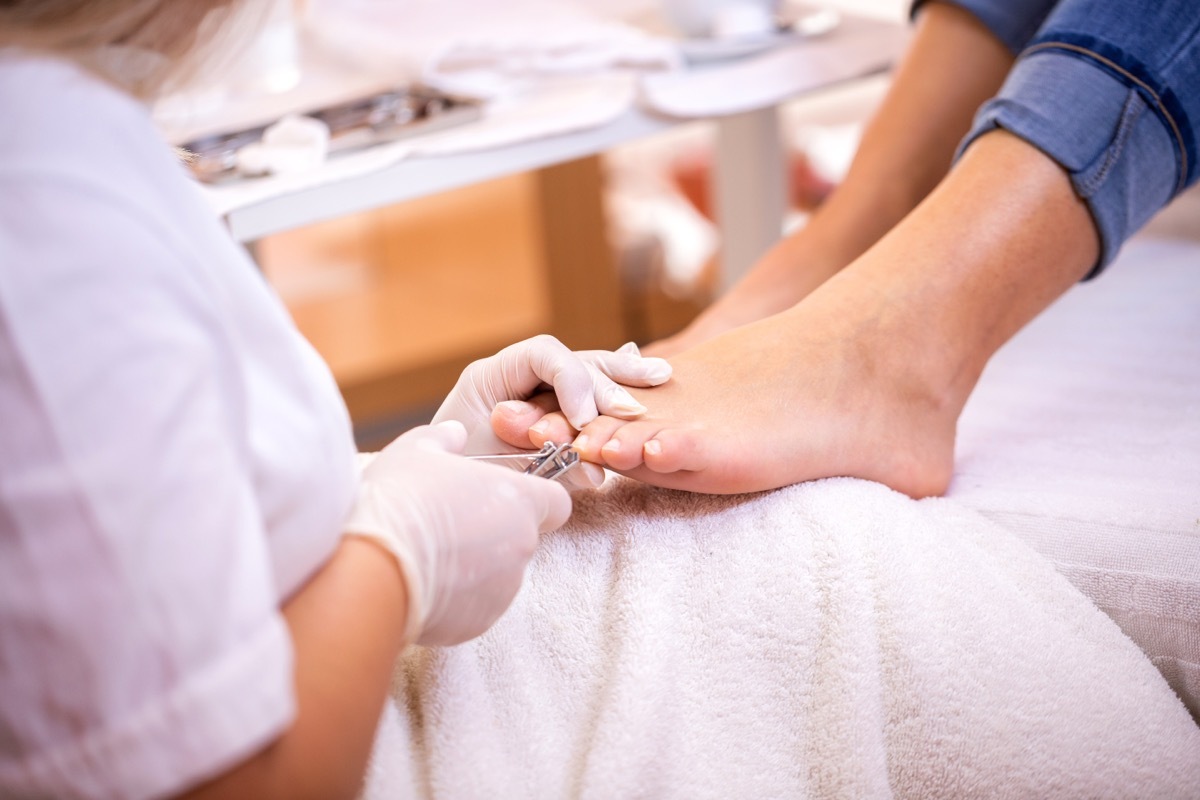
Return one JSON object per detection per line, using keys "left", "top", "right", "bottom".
{"left": 661, "top": 0, "right": 779, "bottom": 39}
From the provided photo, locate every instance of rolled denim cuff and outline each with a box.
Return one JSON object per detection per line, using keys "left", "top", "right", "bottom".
{"left": 959, "top": 50, "right": 1179, "bottom": 277}
{"left": 909, "top": 0, "right": 1056, "bottom": 55}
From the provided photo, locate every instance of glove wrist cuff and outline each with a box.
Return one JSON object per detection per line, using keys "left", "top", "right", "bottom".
{"left": 344, "top": 528, "right": 425, "bottom": 645}
{"left": 343, "top": 476, "right": 427, "bottom": 644}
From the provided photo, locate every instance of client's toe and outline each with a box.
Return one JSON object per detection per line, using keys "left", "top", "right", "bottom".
{"left": 600, "top": 420, "right": 667, "bottom": 471}
{"left": 526, "top": 410, "right": 576, "bottom": 449}
{"left": 572, "top": 416, "right": 627, "bottom": 463}
{"left": 642, "top": 427, "right": 709, "bottom": 473}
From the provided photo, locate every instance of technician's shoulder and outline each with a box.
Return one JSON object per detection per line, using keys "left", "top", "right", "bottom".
{"left": 0, "top": 50, "right": 190, "bottom": 219}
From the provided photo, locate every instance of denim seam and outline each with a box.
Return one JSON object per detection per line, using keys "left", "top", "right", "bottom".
{"left": 1075, "top": 91, "right": 1145, "bottom": 198}
{"left": 1022, "top": 41, "right": 1188, "bottom": 195}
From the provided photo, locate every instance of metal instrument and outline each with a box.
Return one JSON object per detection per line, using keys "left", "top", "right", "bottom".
{"left": 180, "top": 85, "right": 482, "bottom": 184}
{"left": 467, "top": 442, "right": 580, "bottom": 482}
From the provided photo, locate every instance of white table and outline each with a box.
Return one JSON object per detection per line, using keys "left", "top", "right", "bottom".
{"left": 202, "top": 13, "right": 906, "bottom": 291}
{"left": 179, "top": 12, "right": 906, "bottom": 422}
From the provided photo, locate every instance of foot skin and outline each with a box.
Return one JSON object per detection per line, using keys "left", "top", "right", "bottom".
{"left": 509, "top": 284, "right": 962, "bottom": 498}
{"left": 497, "top": 131, "right": 1098, "bottom": 498}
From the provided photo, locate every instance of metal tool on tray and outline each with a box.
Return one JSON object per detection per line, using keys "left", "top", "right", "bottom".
{"left": 181, "top": 85, "right": 481, "bottom": 184}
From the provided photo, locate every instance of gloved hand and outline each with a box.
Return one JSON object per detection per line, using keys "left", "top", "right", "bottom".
{"left": 344, "top": 421, "right": 571, "bottom": 647}
{"left": 432, "top": 336, "right": 671, "bottom": 489}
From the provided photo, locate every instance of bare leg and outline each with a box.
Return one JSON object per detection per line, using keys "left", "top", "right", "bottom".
{"left": 523, "top": 131, "right": 1098, "bottom": 497}
{"left": 648, "top": 2, "right": 1014, "bottom": 357}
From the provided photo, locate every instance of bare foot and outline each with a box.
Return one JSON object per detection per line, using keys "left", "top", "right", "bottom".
{"left": 529, "top": 288, "right": 962, "bottom": 497}
{"left": 498, "top": 131, "right": 1098, "bottom": 499}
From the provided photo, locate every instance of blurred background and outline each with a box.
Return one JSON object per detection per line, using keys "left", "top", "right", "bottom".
{"left": 160, "top": 0, "right": 1193, "bottom": 448}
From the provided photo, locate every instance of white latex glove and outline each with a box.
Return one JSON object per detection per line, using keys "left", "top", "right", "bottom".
{"left": 432, "top": 336, "right": 672, "bottom": 488}
{"left": 344, "top": 421, "right": 571, "bottom": 647}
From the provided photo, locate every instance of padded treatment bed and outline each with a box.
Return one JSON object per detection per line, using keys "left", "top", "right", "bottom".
{"left": 362, "top": 236, "right": 1200, "bottom": 799}
{"left": 952, "top": 236, "right": 1200, "bottom": 721}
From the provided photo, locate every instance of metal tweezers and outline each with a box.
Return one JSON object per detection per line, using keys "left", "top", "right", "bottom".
{"left": 467, "top": 442, "right": 580, "bottom": 482}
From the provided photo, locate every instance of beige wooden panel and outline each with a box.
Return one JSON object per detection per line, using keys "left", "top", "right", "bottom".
{"left": 256, "top": 157, "right": 630, "bottom": 428}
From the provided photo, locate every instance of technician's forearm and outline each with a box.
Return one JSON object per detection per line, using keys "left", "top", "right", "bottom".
{"left": 176, "top": 538, "right": 409, "bottom": 800}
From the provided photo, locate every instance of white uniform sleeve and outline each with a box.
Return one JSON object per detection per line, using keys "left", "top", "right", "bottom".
{"left": 0, "top": 176, "right": 295, "bottom": 799}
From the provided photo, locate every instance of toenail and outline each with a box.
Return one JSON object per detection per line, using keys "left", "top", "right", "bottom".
{"left": 602, "top": 440, "right": 622, "bottom": 455}
{"left": 644, "top": 439, "right": 662, "bottom": 457}
{"left": 529, "top": 419, "right": 550, "bottom": 438}
{"left": 573, "top": 434, "right": 590, "bottom": 452}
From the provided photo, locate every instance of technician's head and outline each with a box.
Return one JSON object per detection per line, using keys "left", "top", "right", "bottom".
{"left": 0, "top": 0, "right": 262, "bottom": 98}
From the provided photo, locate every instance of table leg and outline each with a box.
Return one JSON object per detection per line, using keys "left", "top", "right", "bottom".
{"left": 712, "top": 106, "right": 788, "bottom": 292}
{"left": 532, "top": 156, "right": 627, "bottom": 351}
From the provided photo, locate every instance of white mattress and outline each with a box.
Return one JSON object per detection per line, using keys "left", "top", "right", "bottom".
{"left": 951, "top": 236, "right": 1200, "bottom": 719}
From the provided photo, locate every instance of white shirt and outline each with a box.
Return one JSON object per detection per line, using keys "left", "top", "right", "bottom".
{"left": 0, "top": 53, "right": 359, "bottom": 799}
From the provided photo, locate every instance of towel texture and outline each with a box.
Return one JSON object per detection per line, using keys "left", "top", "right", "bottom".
{"left": 363, "top": 478, "right": 1199, "bottom": 799}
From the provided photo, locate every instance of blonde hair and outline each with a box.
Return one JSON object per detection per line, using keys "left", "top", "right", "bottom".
{"left": 0, "top": 0, "right": 267, "bottom": 98}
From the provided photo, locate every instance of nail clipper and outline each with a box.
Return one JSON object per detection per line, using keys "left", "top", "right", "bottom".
{"left": 467, "top": 442, "right": 580, "bottom": 482}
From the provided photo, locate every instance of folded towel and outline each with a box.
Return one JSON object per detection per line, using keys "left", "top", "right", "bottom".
{"left": 363, "top": 478, "right": 1200, "bottom": 799}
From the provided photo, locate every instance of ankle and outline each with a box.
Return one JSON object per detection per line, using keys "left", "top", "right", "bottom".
{"left": 801, "top": 257, "right": 984, "bottom": 425}
{"left": 834, "top": 131, "right": 1099, "bottom": 418}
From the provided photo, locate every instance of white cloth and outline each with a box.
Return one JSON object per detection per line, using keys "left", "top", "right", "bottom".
{"left": 364, "top": 478, "right": 1200, "bottom": 798}
{"left": 191, "top": 4, "right": 659, "bottom": 219}
{"left": 638, "top": 13, "right": 906, "bottom": 118}
{"left": 421, "top": 16, "right": 678, "bottom": 100}
{"left": 0, "top": 52, "right": 358, "bottom": 799}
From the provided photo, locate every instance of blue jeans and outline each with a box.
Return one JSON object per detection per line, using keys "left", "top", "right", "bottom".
{"left": 912, "top": 0, "right": 1200, "bottom": 276}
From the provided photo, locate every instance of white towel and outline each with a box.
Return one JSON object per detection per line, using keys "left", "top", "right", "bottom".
{"left": 362, "top": 478, "right": 1200, "bottom": 799}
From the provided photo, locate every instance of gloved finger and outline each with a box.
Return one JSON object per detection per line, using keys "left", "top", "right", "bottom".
{"left": 578, "top": 342, "right": 673, "bottom": 388}
{"left": 356, "top": 451, "right": 381, "bottom": 474}
{"left": 386, "top": 420, "right": 469, "bottom": 456}
{"left": 509, "top": 471, "right": 572, "bottom": 534}
{"left": 515, "top": 335, "right": 604, "bottom": 430}
{"left": 586, "top": 362, "right": 652, "bottom": 421}
{"left": 502, "top": 336, "right": 653, "bottom": 430}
